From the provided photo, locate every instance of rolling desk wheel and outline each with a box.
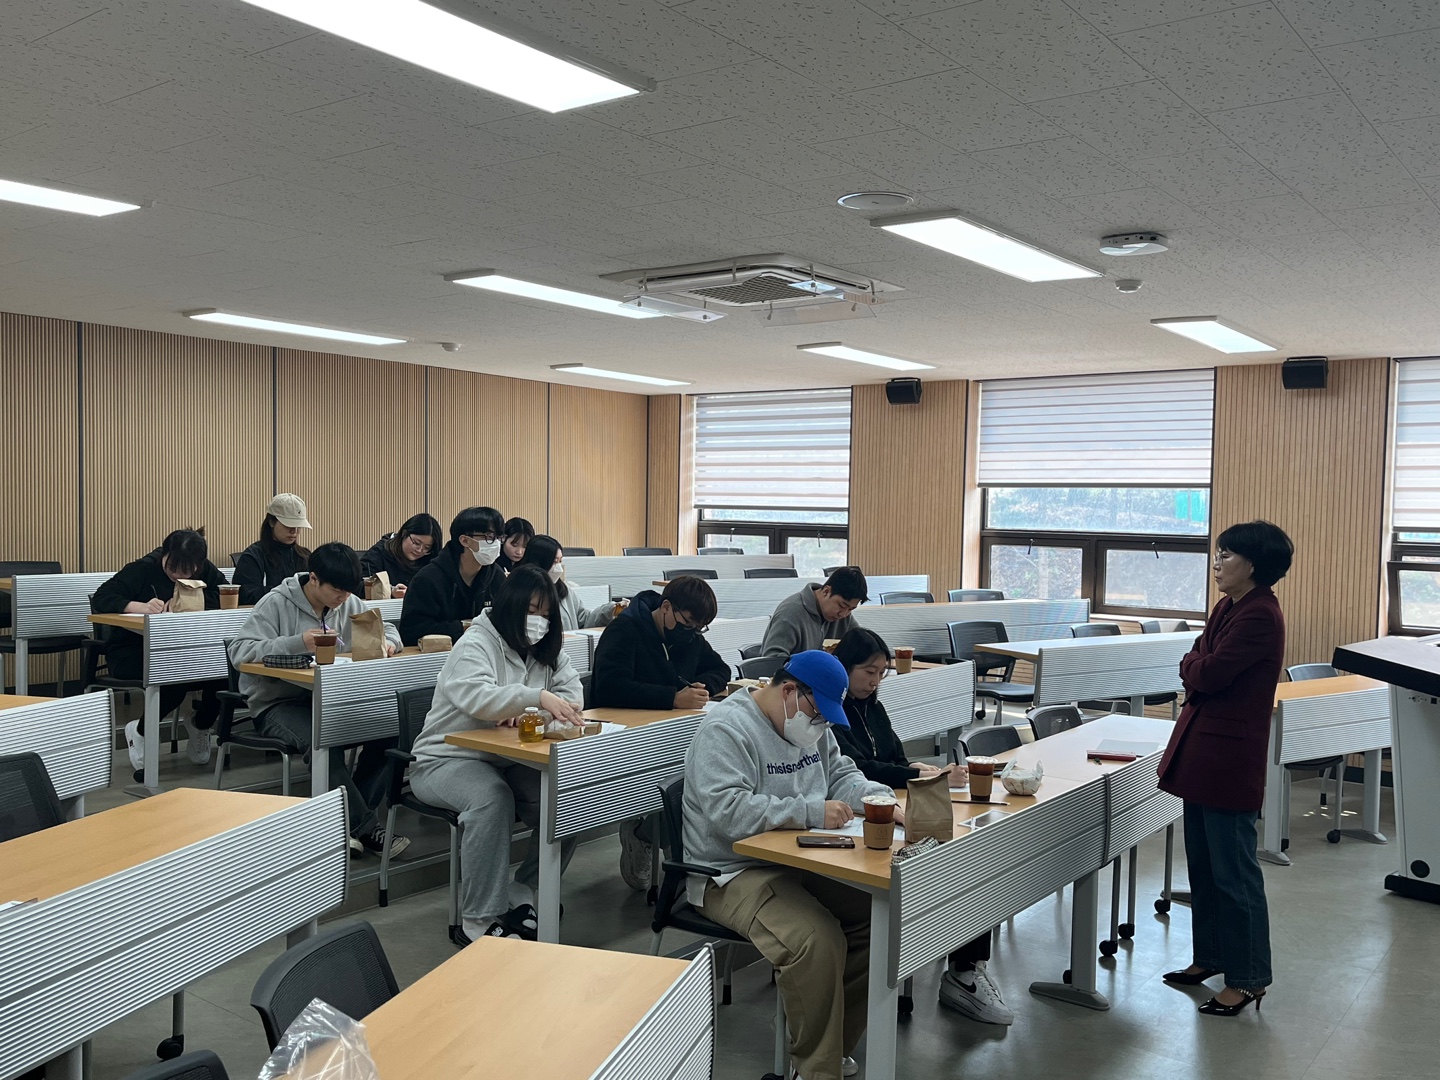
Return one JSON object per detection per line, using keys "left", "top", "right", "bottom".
{"left": 1062, "top": 969, "right": 1072, "bottom": 984}
{"left": 157, "top": 1036, "right": 184, "bottom": 1060}
{"left": 1155, "top": 898, "right": 1171, "bottom": 914}
{"left": 1327, "top": 830, "right": 1342, "bottom": 844}
{"left": 1119, "top": 922, "right": 1135, "bottom": 939}
{"left": 1099, "top": 939, "right": 1118, "bottom": 957}
{"left": 898, "top": 994, "right": 913, "bottom": 1019}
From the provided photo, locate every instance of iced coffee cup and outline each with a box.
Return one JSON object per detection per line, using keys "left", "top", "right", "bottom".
{"left": 314, "top": 632, "right": 338, "bottom": 665}
{"left": 966, "top": 756, "right": 999, "bottom": 800}
{"left": 862, "top": 794, "right": 898, "bottom": 824}
{"left": 219, "top": 584, "right": 240, "bottom": 609}
{"left": 894, "top": 646, "right": 915, "bottom": 674}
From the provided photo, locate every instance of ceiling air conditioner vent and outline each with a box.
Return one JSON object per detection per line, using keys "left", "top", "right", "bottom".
{"left": 601, "top": 254, "right": 904, "bottom": 311}
{"left": 686, "top": 272, "right": 827, "bottom": 305}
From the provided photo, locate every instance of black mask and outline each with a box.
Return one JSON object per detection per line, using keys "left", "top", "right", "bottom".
{"left": 666, "top": 624, "right": 696, "bottom": 647}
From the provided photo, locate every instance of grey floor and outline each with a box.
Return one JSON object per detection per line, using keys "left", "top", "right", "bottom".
{"left": 80, "top": 729, "right": 1440, "bottom": 1080}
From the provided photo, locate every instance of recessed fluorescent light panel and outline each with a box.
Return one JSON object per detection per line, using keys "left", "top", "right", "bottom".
{"left": 449, "top": 271, "right": 662, "bottom": 319}
{"left": 797, "top": 342, "right": 934, "bottom": 371}
{"left": 184, "top": 310, "right": 405, "bottom": 345}
{"left": 1151, "top": 316, "right": 1276, "bottom": 354}
{"left": 0, "top": 178, "right": 141, "bottom": 217}
{"left": 551, "top": 364, "right": 689, "bottom": 387}
{"left": 237, "top": 0, "right": 647, "bottom": 112}
{"left": 876, "top": 214, "right": 1101, "bottom": 283}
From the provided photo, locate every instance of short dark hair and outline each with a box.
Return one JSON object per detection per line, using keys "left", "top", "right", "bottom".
{"left": 449, "top": 506, "right": 504, "bottom": 544}
{"left": 823, "top": 566, "right": 868, "bottom": 603}
{"left": 503, "top": 517, "right": 536, "bottom": 542}
{"left": 390, "top": 513, "right": 443, "bottom": 563}
{"left": 308, "top": 542, "right": 364, "bottom": 595}
{"left": 518, "top": 535, "right": 568, "bottom": 599}
{"left": 833, "top": 627, "right": 891, "bottom": 672}
{"left": 661, "top": 575, "right": 718, "bottom": 627}
{"left": 1216, "top": 521, "right": 1293, "bottom": 588}
{"left": 161, "top": 528, "right": 209, "bottom": 578}
{"left": 491, "top": 565, "right": 563, "bottom": 668}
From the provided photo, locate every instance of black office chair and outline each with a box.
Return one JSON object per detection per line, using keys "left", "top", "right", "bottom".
{"left": 738, "top": 643, "right": 765, "bottom": 660}
{"left": 698, "top": 547, "right": 744, "bottom": 555}
{"left": 624, "top": 547, "right": 672, "bottom": 556}
{"left": 1282, "top": 663, "right": 1346, "bottom": 835}
{"left": 0, "top": 561, "right": 83, "bottom": 695}
{"left": 959, "top": 725, "right": 1022, "bottom": 758}
{"left": 662, "top": 568, "right": 717, "bottom": 580}
{"left": 744, "top": 568, "right": 798, "bottom": 579}
{"left": 1288, "top": 663, "right": 1337, "bottom": 681}
{"left": 1027, "top": 704, "right": 1086, "bottom": 741}
{"left": 579, "top": 671, "right": 593, "bottom": 709}
{"left": 1140, "top": 619, "right": 1192, "bottom": 634}
{"left": 879, "top": 591, "right": 933, "bottom": 605}
{"left": 822, "top": 566, "right": 844, "bottom": 576}
{"left": 379, "top": 687, "right": 463, "bottom": 942}
{"left": 1070, "top": 622, "right": 1121, "bottom": 638}
{"left": 120, "top": 1051, "right": 229, "bottom": 1080}
{"left": 250, "top": 921, "right": 399, "bottom": 1050}
{"left": 0, "top": 752, "right": 65, "bottom": 842}
{"left": 947, "top": 621, "right": 1034, "bottom": 722}
{"left": 565, "top": 547, "right": 596, "bottom": 557}
{"left": 949, "top": 589, "right": 1004, "bottom": 602}
{"left": 738, "top": 656, "right": 785, "bottom": 681}
{"left": 213, "top": 640, "right": 300, "bottom": 796}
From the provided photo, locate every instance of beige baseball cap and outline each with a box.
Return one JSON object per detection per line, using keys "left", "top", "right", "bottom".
{"left": 266, "top": 493, "right": 312, "bottom": 529}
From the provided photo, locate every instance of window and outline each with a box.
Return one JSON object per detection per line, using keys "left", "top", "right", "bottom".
{"left": 1389, "top": 358, "right": 1440, "bottom": 632}
{"left": 978, "top": 370, "right": 1214, "bottom": 618}
{"left": 695, "top": 389, "right": 850, "bottom": 561}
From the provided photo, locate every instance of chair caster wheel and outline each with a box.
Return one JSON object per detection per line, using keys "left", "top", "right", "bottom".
{"left": 646, "top": 885, "right": 658, "bottom": 905}
{"left": 1119, "top": 923, "right": 1135, "bottom": 939}
{"left": 157, "top": 1036, "right": 184, "bottom": 1060}
{"left": 898, "top": 994, "right": 913, "bottom": 1019}
{"left": 1327, "top": 830, "right": 1341, "bottom": 844}
{"left": 1155, "top": 898, "right": 1171, "bottom": 913}
{"left": 1280, "top": 838, "right": 1289, "bottom": 851}
{"left": 1099, "top": 939, "right": 1117, "bottom": 957}
{"left": 1062, "top": 969, "right": 1072, "bottom": 984}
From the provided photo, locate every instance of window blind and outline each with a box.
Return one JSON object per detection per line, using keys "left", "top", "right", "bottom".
{"left": 1393, "top": 358, "right": 1440, "bottom": 531}
{"left": 694, "top": 388, "right": 851, "bottom": 509}
{"left": 978, "top": 369, "right": 1215, "bottom": 487}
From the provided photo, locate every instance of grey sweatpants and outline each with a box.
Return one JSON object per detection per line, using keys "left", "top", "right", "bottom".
{"left": 409, "top": 753, "right": 577, "bottom": 923}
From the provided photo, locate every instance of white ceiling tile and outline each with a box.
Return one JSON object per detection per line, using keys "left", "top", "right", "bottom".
{"left": 1325, "top": 196, "right": 1440, "bottom": 250}
{"left": 907, "top": 0, "right": 1150, "bottom": 103}
{"left": 1126, "top": 145, "right": 1289, "bottom": 205}
{"left": 641, "top": 166, "right": 830, "bottom": 215}
{"left": 1061, "top": 187, "right": 1218, "bottom": 231}
{"left": 1030, "top": 80, "right": 1232, "bottom": 160}
{"left": 1375, "top": 115, "right": 1440, "bottom": 176}
{"left": 647, "top": 118, "right": 856, "bottom": 185}
{"left": 0, "top": 39, "right": 166, "bottom": 103}
{"left": 857, "top": 68, "right": 1068, "bottom": 152}
{"left": 1113, "top": 4, "right": 1339, "bottom": 114}
{"left": 1064, "top": 1, "right": 1247, "bottom": 37}
{"left": 971, "top": 137, "right": 1142, "bottom": 198}
{"left": 1194, "top": 193, "right": 1335, "bottom": 238}
{"left": 1317, "top": 28, "right": 1440, "bottom": 124}
{"left": 856, "top": 0, "right": 966, "bottom": 20}
{"left": 814, "top": 127, "right": 997, "bottom": 192}
{"left": 1272, "top": 0, "right": 1440, "bottom": 49}
{"left": 481, "top": 112, "right": 709, "bottom": 176}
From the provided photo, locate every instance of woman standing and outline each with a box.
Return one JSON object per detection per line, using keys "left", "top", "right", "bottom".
{"left": 1159, "top": 520, "right": 1293, "bottom": 1016}
{"left": 360, "top": 513, "right": 443, "bottom": 596}
{"left": 233, "top": 493, "right": 312, "bottom": 606}
{"left": 516, "top": 535, "right": 618, "bottom": 630}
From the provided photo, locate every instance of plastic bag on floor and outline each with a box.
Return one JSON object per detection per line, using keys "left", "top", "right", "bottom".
{"left": 256, "top": 999, "right": 380, "bottom": 1080}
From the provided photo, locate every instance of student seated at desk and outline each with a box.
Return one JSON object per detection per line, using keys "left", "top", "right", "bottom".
{"left": 496, "top": 516, "right": 534, "bottom": 574}
{"left": 230, "top": 542, "right": 407, "bottom": 858}
{"left": 92, "top": 527, "right": 226, "bottom": 774}
{"left": 360, "top": 512, "right": 442, "bottom": 597}
{"left": 409, "top": 566, "right": 585, "bottom": 944}
{"left": 233, "top": 493, "right": 312, "bottom": 606}
{"left": 684, "top": 651, "right": 892, "bottom": 1080}
{"left": 831, "top": 628, "right": 1014, "bottom": 1027}
{"left": 761, "top": 566, "right": 868, "bottom": 658}
{"left": 516, "top": 535, "right": 618, "bottom": 630}
{"left": 399, "top": 506, "right": 504, "bottom": 646}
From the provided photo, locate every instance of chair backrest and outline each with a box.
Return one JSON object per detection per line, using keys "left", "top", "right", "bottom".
{"left": 1071, "top": 622, "right": 1121, "bottom": 638}
{"left": 250, "top": 920, "right": 399, "bottom": 1050}
{"left": 0, "top": 561, "right": 63, "bottom": 629}
{"left": 822, "top": 566, "right": 844, "bottom": 576}
{"left": 698, "top": 547, "right": 744, "bottom": 555}
{"left": 663, "top": 568, "right": 718, "bottom": 580}
{"left": 738, "top": 643, "right": 764, "bottom": 660}
{"left": 1287, "top": 663, "right": 1338, "bottom": 682}
{"left": 949, "top": 589, "right": 1004, "bottom": 602}
{"left": 228, "top": 552, "right": 245, "bottom": 568}
{"left": 395, "top": 685, "right": 436, "bottom": 755}
{"left": 579, "top": 670, "right": 593, "bottom": 709}
{"left": 1140, "top": 618, "right": 1191, "bottom": 634}
{"left": 946, "top": 620, "right": 1007, "bottom": 664}
{"left": 879, "top": 591, "right": 933, "bottom": 605}
{"left": 565, "top": 547, "right": 596, "bottom": 557}
{"left": 744, "top": 567, "right": 798, "bottom": 579}
{"left": 0, "top": 752, "right": 65, "bottom": 842}
{"left": 1138, "top": 619, "right": 1162, "bottom": 634}
{"left": 738, "top": 655, "right": 785, "bottom": 681}
{"left": 961, "top": 725, "right": 1023, "bottom": 758}
{"left": 624, "top": 547, "right": 672, "bottom": 557}
{"left": 119, "top": 1050, "right": 230, "bottom": 1080}
{"left": 1028, "top": 704, "right": 1085, "bottom": 741}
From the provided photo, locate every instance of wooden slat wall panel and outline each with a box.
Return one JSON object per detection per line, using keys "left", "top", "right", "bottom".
{"left": 1211, "top": 358, "right": 1390, "bottom": 669}
{"left": 276, "top": 349, "right": 425, "bottom": 551}
{"left": 426, "top": 367, "right": 548, "bottom": 533}
{"left": 548, "top": 384, "right": 648, "bottom": 555}
{"left": 81, "top": 325, "right": 271, "bottom": 571}
{"left": 850, "top": 381, "right": 971, "bottom": 597}
{"left": 647, "top": 395, "right": 681, "bottom": 553}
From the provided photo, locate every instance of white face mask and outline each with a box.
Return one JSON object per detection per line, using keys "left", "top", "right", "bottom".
{"left": 548, "top": 563, "right": 564, "bottom": 583}
{"left": 524, "top": 614, "right": 550, "bottom": 646}
{"left": 781, "top": 690, "right": 825, "bottom": 748}
{"left": 465, "top": 536, "right": 501, "bottom": 565}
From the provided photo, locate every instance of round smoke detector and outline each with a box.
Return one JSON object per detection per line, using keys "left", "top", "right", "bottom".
{"left": 837, "top": 191, "right": 916, "bottom": 211}
{"left": 1100, "top": 232, "right": 1168, "bottom": 256}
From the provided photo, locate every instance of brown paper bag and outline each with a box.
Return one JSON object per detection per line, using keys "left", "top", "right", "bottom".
{"left": 349, "top": 607, "right": 388, "bottom": 661}
{"left": 419, "top": 634, "right": 452, "bottom": 654}
{"left": 171, "top": 579, "right": 207, "bottom": 613}
{"left": 904, "top": 773, "right": 954, "bottom": 844}
{"left": 364, "top": 571, "right": 391, "bottom": 601}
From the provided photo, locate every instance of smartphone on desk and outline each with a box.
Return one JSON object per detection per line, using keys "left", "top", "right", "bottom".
{"left": 797, "top": 835, "right": 855, "bottom": 848}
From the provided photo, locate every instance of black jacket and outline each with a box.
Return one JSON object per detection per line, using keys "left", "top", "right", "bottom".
{"left": 359, "top": 534, "right": 435, "bottom": 587}
{"left": 398, "top": 544, "right": 502, "bottom": 645}
{"left": 233, "top": 540, "right": 307, "bottom": 607}
{"left": 91, "top": 549, "right": 224, "bottom": 663}
{"left": 834, "top": 693, "right": 921, "bottom": 789}
{"left": 591, "top": 590, "right": 730, "bottom": 710}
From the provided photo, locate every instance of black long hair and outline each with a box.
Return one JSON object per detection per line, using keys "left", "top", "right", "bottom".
{"left": 386, "top": 513, "right": 443, "bottom": 567}
{"left": 257, "top": 514, "right": 311, "bottom": 567}
{"left": 517, "top": 534, "right": 569, "bottom": 600}
{"left": 490, "top": 565, "right": 563, "bottom": 668}
{"left": 161, "top": 527, "right": 209, "bottom": 578}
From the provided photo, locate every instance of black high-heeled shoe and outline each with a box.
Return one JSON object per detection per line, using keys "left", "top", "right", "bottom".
{"left": 1163, "top": 967, "right": 1220, "bottom": 985}
{"left": 1198, "top": 988, "right": 1265, "bottom": 1016}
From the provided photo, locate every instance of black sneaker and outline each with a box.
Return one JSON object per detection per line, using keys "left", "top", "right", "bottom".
{"left": 355, "top": 826, "right": 411, "bottom": 859}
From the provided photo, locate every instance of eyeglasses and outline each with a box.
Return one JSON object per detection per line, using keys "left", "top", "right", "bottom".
{"left": 802, "top": 692, "right": 827, "bottom": 726}
{"left": 674, "top": 615, "right": 709, "bottom": 634}
{"left": 468, "top": 532, "right": 498, "bottom": 543}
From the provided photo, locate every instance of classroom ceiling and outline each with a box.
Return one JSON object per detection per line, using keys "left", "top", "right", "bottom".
{"left": 2, "top": 0, "right": 1440, "bottom": 393}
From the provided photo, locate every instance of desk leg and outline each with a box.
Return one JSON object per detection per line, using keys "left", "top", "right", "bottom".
{"left": 14, "top": 637, "right": 28, "bottom": 695}
{"left": 865, "top": 892, "right": 898, "bottom": 1080}
{"left": 537, "top": 766, "right": 561, "bottom": 944}
{"left": 1341, "top": 749, "right": 1388, "bottom": 845}
{"left": 288, "top": 919, "right": 318, "bottom": 948}
{"left": 1030, "top": 870, "right": 1110, "bottom": 1011}
{"left": 1259, "top": 758, "right": 1290, "bottom": 865}
{"left": 311, "top": 699, "right": 329, "bottom": 795}
{"left": 1128, "top": 695, "right": 1145, "bottom": 718}
{"left": 126, "top": 686, "right": 164, "bottom": 798}
{"left": 44, "top": 1045, "right": 82, "bottom": 1080}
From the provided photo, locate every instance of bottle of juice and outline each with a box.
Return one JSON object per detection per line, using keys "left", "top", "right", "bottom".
{"left": 519, "top": 707, "right": 545, "bottom": 743}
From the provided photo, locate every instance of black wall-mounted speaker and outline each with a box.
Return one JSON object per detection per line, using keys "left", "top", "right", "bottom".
{"left": 885, "top": 377, "right": 923, "bottom": 404}
{"left": 1282, "top": 356, "right": 1328, "bottom": 390}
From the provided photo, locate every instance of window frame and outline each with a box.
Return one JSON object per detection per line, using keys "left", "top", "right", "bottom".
{"left": 1386, "top": 532, "right": 1440, "bottom": 634}
{"left": 697, "top": 512, "right": 848, "bottom": 560}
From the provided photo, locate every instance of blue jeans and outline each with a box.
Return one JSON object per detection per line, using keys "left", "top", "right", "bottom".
{"left": 1184, "top": 801, "right": 1272, "bottom": 990}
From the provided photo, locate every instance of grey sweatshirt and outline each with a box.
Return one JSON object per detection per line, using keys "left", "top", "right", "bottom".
{"left": 682, "top": 690, "right": 892, "bottom": 906}
{"left": 558, "top": 587, "right": 616, "bottom": 631}
{"left": 229, "top": 574, "right": 402, "bottom": 716}
{"left": 410, "top": 612, "right": 583, "bottom": 767}
{"left": 760, "top": 583, "right": 856, "bottom": 658}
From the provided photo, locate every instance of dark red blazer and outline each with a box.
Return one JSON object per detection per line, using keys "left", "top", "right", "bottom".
{"left": 1157, "top": 586, "right": 1286, "bottom": 812}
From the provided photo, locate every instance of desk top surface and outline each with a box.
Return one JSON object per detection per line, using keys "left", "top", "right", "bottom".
{"left": 0, "top": 577, "right": 11, "bottom": 592}
{"left": 238, "top": 646, "right": 423, "bottom": 687}
{"left": 1274, "top": 674, "right": 1384, "bottom": 703}
{"left": 975, "top": 631, "right": 1198, "bottom": 662}
{"left": 446, "top": 706, "right": 703, "bottom": 765}
{"left": 0, "top": 694, "right": 56, "bottom": 712}
{"left": 0, "top": 788, "right": 302, "bottom": 903}
{"left": 1006, "top": 714, "right": 1176, "bottom": 783}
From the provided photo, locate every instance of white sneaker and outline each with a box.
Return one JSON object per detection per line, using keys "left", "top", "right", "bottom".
{"left": 124, "top": 719, "right": 144, "bottom": 772}
{"left": 939, "top": 962, "right": 1014, "bottom": 1025}
{"left": 618, "top": 818, "right": 652, "bottom": 891}
{"left": 842, "top": 1056, "right": 859, "bottom": 1077}
{"left": 184, "top": 720, "right": 212, "bottom": 765}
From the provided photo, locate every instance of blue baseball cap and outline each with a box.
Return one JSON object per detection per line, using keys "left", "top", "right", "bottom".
{"left": 782, "top": 650, "right": 850, "bottom": 728}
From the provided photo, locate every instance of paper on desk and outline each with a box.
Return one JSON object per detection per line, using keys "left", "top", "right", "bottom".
{"left": 813, "top": 820, "right": 907, "bottom": 842}
{"left": 1092, "top": 739, "right": 1158, "bottom": 756}
{"left": 593, "top": 722, "right": 627, "bottom": 735}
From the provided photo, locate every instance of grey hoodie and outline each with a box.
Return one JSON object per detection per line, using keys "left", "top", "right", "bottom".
{"left": 760, "top": 583, "right": 856, "bottom": 658}
{"left": 682, "top": 689, "right": 892, "bottom": 906}
{"left": 229, "top": 574, "right": 401, "bottom": 716}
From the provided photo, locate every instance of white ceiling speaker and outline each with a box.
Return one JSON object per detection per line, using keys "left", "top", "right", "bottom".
{"left": 1114, "top": 279, "right": 1142, "bottom": 293}
{"left": 836, "top": 191, "right": 915, "bottom": 211}
{"left": 439, "top": 341, "right": 462, "bottom": 352}
{"left": 1100, "top": 232, "right": 1168, "bottom": 256}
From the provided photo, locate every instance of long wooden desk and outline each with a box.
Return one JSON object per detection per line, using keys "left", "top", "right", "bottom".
{"left": 0, "top": 787, "right": 348, "bottom": 1080}
{"left": 0, "top": 694, "right": 55, "bottom": 711}
{"left": 445, "top": 706, "right": 705, "bottom": 942}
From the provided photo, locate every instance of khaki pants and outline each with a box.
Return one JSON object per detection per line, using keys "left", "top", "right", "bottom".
{"left": 703, "top": 867, "right": 870, "bottom": 1080}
